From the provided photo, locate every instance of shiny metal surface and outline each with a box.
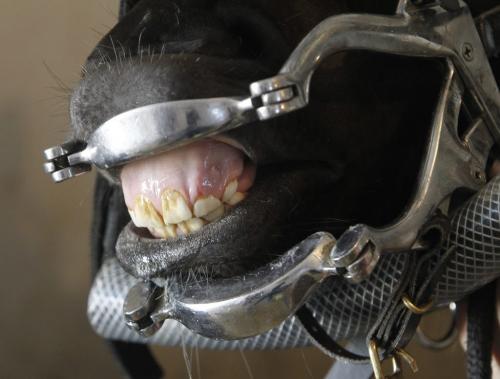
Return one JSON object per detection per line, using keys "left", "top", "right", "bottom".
{"left": 44, "top": 0, "right": 500, "bottom": 183}
{"left": 44, "top": 97, "right": 256, "bottom": 182}
{"left": 124, "top": 232, "right": 336, "bottom": 339}
{"left": 43, "top": 0, "right": 500, "bottom": 342}
{"left": 252, "top": 0, "right": 500, "bottom": 141}
{"left": 331, "top": 65, "right": 493, "bottom": 283}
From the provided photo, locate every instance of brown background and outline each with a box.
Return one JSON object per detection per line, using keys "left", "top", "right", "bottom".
{"left": 0, "top": 1, "right": 466, "bottom": 378}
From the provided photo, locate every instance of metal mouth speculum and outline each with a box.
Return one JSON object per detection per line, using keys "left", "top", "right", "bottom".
{"left": 43, "top": 0, "right": 500, "bottom": 339}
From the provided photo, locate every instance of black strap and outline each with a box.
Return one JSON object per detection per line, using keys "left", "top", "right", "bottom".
{"left": 325, "top": 339, "right": 374, "bottom": 379}
{"left": 467, "top": 281, "right": 496, "bottom": 379}
{"left": 296, "top": 226, "right": 457, "bottom": 366}
{"left": 296, "top": 306, "right": 370, "bottom": 362}
{"left": 109, "top": 341, "right": 163, "bottom": 379}
{"left": 296, "top": 251, "right": 417, "bottom": 364}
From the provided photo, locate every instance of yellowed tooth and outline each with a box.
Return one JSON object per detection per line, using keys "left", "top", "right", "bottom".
{"left": 226, "top": 192, "right": 246, "bottom": 206}
{"left": 176, "top": 222, "right": 189, "bottom": 236}
{"left": 193, "top": 195, "right": 222, "bottom": 218}
{"left": 128, "top": 209, "right": 139, "bottom": 225}
{"left": 185, "top": 218, "right": 206, "bottom": 233}
{"left": 152, "top": 225, "right": 177, "bottom": 239}
{"left": 161, "top": 189, "right": 192, "bottom": 224}
{"left": 203, "top": 204, "right": 225, "bottom": 222}
{"left": 133, "top": 195, "right": 164, "bottom": 228}
{"left": 222, "top": 180, "right": 238, "bottom": 203}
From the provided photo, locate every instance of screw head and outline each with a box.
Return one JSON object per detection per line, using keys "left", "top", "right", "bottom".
{"left": 462, "top": 43, "right": 474, "bottom": 61}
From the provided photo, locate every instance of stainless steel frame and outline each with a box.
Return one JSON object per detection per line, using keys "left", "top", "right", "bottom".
{"left": 43, "top": 0, "right": 500, "bottom": 340}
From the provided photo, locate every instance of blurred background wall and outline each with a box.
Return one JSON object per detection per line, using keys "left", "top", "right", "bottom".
{"left": 0, "top": 1, "right": 467, "bottom": 378}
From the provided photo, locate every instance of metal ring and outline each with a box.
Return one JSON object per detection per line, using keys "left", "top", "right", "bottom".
{"left": 402, "top": 294, "right": 434, "bottom": 314}
{"left": 416, "top": 302, "right": 458, "bottom": 350}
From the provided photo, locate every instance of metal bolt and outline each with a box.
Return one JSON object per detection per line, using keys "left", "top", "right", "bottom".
{"left": 462, "top": 43, "right": 474, "bottom": 61}
{"left": 472, "top": 168, "right": 486, "bottom": 183}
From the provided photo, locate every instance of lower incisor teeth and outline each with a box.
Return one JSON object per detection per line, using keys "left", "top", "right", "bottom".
{"left": 193, "top": 195, "right": 222, "bottom": 217}
{"left": 151, "top": 224, "right": 177, "bottom": 239}
{"left": 176, "top": 222, "right": 189, "bottom": 236}
{"left": 226, "top": 192, "right": 246, "bottom": 206}
{"left": 185, "top": 217, "right": 206, "bottom": 232}
{"left": 203, "top": 204, "right": 225, "bottom": 222}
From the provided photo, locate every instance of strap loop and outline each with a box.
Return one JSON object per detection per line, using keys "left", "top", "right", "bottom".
{"left": 402, "top": 294, "right": 434, "bottom": 314}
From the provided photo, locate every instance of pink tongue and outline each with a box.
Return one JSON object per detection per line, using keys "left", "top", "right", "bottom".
{"left": 121, "top": 139, "right": 255, "bottom": 211}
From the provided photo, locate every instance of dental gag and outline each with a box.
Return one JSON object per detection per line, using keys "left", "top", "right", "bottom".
{"left": 44, "top": 1, "right": 500, "bottom": 377}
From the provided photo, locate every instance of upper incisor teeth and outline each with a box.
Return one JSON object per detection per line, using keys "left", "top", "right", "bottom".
{"left": 161, "top": 189, "right": 193, "bottom": 224}
{"left": 133, "top": 195, "right": 164, "bottom": 228}
{"left": 222, "top": 180, "right": 238, "bottom": 203}
{"left": 129, "top": 179, "right": 248, "bottom": 239}
{"left": 226, "top": 192, "right": 246, "bottom": 206}
{"left": 193, "top": 195, "right": 222, "bottom": 218}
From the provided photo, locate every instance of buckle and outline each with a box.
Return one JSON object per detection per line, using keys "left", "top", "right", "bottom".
{"left": 368, "top": 340, "right": 418, "bottom": 379}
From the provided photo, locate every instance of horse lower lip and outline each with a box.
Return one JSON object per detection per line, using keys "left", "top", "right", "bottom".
{"left": 116, "top": 164, "right": 339, "bottom": 279}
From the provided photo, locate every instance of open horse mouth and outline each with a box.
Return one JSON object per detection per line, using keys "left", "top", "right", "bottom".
{"left": 43, "top": 2, "right": 500, "bottom": 376}
{"left": 116, "top": 134, "right": 340, "bottom": 279}
{"left": 68, "top": 0, "right": 444, "bottom": 281}
{"left": 121, "top": 138, "right": 256, "bottom": 239}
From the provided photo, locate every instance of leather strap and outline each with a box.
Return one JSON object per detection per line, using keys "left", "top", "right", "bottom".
{"left": 296, "top": 250, "right": 416, "bottom": 364}
{"left": 108, "top": 340, "right": 163, "bottom": 379}
{"left": 297, "top": 227, "right": 456, "bottom": 366}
